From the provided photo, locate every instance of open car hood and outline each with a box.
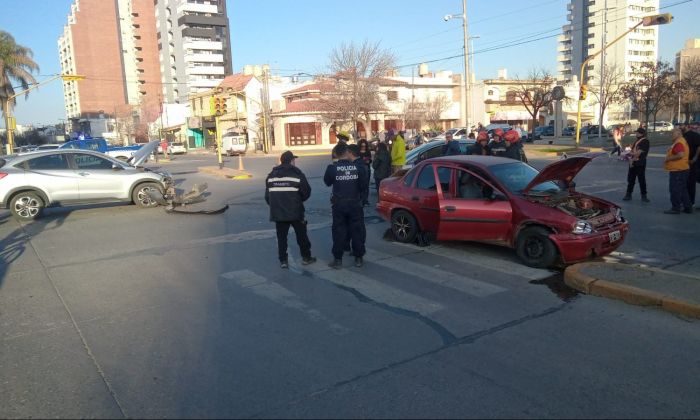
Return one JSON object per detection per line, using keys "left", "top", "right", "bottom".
{"left": 128, "top": 140, "right": 159, "bottom": 167}
{"left": 523, "top": 152, "right": 605, "bottom": 193}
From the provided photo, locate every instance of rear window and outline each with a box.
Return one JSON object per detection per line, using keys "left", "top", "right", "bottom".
{"left": 25, "top": 154, "right": 70, "bottom": 170}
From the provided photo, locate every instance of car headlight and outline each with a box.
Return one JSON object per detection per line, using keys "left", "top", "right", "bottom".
{"left": 572, "top": 220, "right": 593, "bottom": 234}
{"left": 613, "top": 207, "right": 623, "bottom": 222}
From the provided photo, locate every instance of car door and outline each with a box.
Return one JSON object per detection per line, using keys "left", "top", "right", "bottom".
{"left": 22, "top": 153, "right": 80, "bottom": 203}
{"left": 72, "top": 153, "right": 128, "bottom": 201}
{"left": 409, "top": 164, "right": 443, "bottom": 233}
{"left": 437, "top": 167, "right": 513, "bottom": 242}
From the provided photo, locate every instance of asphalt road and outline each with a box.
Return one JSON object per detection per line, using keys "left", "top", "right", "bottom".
{"left": 1, "top": 150, "right": 699, "bottom": 418}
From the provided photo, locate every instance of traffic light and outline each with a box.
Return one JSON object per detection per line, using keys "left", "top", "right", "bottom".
{"left": 209, "top": 97, "right": 217, "bottom": 116}
{"left": 579, "top": 84, "right": 588, "bottom": 100}
{"left": 208, "top": 96, "right": 228, "bottom": 116}
{"left": 642, "top": 13, "right": 673, "bottom": 26}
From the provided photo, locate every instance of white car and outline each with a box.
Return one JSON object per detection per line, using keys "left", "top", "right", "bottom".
{"left": 167, "top": 142, "right": 187, "bottom": 155}
{"left": 650, "top": 121, "right": 673, "bottom": 132}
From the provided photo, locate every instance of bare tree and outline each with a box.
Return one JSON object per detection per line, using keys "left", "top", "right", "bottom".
{"left": 322, "top": 40, "right": 396, "bottom": 137}
{"left": 678, "top": 57, "right": 700, "bottom": 124}
{"left": 589, "top": 64, "right": 627, "bottom": 124}
{"left": 621, "top": 61, "right": 676, "bottom": 129}
{"left": 512, "top": 68, "right": 556, "bottom": 136}
{"left": 423, "top": 95, "right": 450, "bottom": 131}
{"left": 399, "top": 99, "right": 426, "bottom": 130}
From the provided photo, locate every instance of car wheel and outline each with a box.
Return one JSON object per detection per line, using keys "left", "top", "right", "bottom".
{"left": 391, "top": 210, "right": 418, "bottom": 243}
{"left": 10, "top": 191, "right": 44, "bottom": 220}
{"left": 132, "top": 182, "right": 164, "bottom": 208}
{"left": 515, "top": 227, "right": 558, "bottom": 268}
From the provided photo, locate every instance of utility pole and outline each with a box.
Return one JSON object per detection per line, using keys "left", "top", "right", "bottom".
{"left": 598, "top": 0, "right": 608, "bottom": 144}
{"left": 462, "top": 0, "right": 470, "bottom": 129}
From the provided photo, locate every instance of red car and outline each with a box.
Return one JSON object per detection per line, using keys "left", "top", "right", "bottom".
{"left": 377, "top": 154, "right": 629, "bottom": 268}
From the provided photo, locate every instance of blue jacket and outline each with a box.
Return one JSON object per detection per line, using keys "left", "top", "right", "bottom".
{"left": 324, "top": 159, "right": 368, "bottom": 202}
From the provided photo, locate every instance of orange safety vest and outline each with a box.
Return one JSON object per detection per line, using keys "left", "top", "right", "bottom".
{"left": 664, "top": 137, "right": 689, "bottom": 171}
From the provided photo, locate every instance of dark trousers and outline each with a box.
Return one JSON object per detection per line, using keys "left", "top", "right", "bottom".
{"left": 275, "top": 220, "right": 311, "bottom": 262}
{"left": 332, "top": 202, "right": 366, "bottom": 259}
{"left": 374, "top": 176, "right": 386, "bottom": 196}
{"left": 626, "top": 165, "right": 647, "bottom": 195}
{"left": 611, "top": 144, "right": 622, "bottom": 156}
{"left": 688, "top": 164, "right": 698, "bottom": 205}
{"left": 362, "top": 164, "right": 371, "bottom": 203}
{"left": 669, "top": 170, "right": 691, "bottom": 211}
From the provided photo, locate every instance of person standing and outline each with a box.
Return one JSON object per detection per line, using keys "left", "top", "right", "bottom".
{"left": 623, "top": 127, "right": 650, "bottom": 202}
{"left": 468, "top": 131, "right": 491, "bottom": 155}
{"left": 324, "top": 142, "right": 369, "bottom": 268}
{"left": 680, "top": 124, "right": 700, "bottom": 208}
{"left": 357, "top": 139, "right": 372, "bottom": 205}
{"left": 663, "top": 128, "right": 692, "bottom": 214}
{"left": 611, "top": 126, "right": 623, "bottom": 157}
{"left": 442, "top": 132, "right": 461, "bottom": 156}
{"left": 390, "top": 130, "right": 406, "bottom": 173}
{"left": 372, "top": 142, "right": 392, "bottom": 196}
{"left": 502, "top": 130, "right": 525, "bottom": 161}
{"left": 489, "top": 128, "right": 507, "bottom": 157}
{"left": 265, "top": 151, "right": 316, "bottom": 268}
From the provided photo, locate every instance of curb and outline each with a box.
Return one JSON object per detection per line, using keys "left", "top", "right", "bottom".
{"left": 564, "top": 263, "right": 700, "bottom": 319}
{"left": 197, "top": 166, "right": 253, "bottom": 180}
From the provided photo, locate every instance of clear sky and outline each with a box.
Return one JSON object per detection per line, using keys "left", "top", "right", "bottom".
{"left": 0, "top": 0, "right": 696, "bottom": 126}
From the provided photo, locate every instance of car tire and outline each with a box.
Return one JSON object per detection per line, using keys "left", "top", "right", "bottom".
{"left": 132, "top": 182, "right": 164, "bottom": 208}
{"left": 10, "top": 191, "right": 44, "bottom": 221}
{"left": 391, "top": 210, "right": 418, "bottom": 243}
{"left": 516, "top": 227, "right": 558, "bottom": 268}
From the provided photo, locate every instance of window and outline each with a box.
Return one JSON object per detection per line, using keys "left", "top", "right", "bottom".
{"left": 25, "top": 154, "right": 69, "bottom": 170}
{"left": 436, "top": 167, "right": 452, "bottom": 196}
{"left": 73, "top": 154, "right": 114, "bottom": 170}
{"left": 456, "top": 170, "right": 485, "bottom": 200}
{"left": 487, "top": 90, "right": 494, "bottom": 96}
{"left": 387, "top": 91, "right": 398, "bottom": 101}
{"left": 416, "top": 164, "right": 436, "bottom": 190}
{"left": 403, "top": 167, "right": 417, "bottom": 187}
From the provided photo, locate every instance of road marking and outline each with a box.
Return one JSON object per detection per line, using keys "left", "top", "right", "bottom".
{"left": 220, "top": 270, "right": 349, "bottom": 335}
{"left": 391, "top": 242, "right": 552, "bottom": 280}
{"left": 314, "top": 268, "right": 443, "bottom": 315}
{"left": 365, "top": 249, "right": 507, "bottom": 297}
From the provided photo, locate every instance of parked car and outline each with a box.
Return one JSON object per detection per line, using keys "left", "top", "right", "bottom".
{"left": 579, "top": 125, "right": 608, "bottom": 136}
{"left": 402, "top": 138, "right": 475, "bottom": 170}
{"left": 0, "top": 141, "right": 165, "bottom": 221}
{"left": 432, "top": 127, "right": 470, "bottom": 143}
{"left": 167, "top": 142, "right": 187, "bottom": 155}
{"left": 562, "top": 126, "right": 576, "bottom": 136}
{"left": 221, "top": 131, "right": 248, "bottom": 156}
{"left": 377, "top": 154, "right": 628, "bottom": 268}
{"left": 650, "top": 121, "right": 674, "bottom": 132}
{"left": 59, "top": 137, "right": 143, "bottom": 161}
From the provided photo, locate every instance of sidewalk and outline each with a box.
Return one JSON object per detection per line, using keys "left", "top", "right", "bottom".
{"left": 565, "top": 262, "right": 700, "bottom": 319}
{"left": 524, "top": 144, "right": 604, "bottom": 158}
{"left": 198, "top": 165, "right": 253, "bottom": 180}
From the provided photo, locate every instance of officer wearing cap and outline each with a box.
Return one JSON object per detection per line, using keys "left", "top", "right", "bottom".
{"left": 265, "top": 151, "right": 316, "bottom": 269}
{"left": 324, "top": 142, "right": 368, "bottom": 269}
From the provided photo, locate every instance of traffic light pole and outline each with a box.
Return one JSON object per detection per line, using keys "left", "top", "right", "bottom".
{"left": 215, "top": 114, "right": 223, "bottom": 169}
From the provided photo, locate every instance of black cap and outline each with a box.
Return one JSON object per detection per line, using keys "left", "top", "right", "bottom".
{"left": 280, "top": 151, "right": 298, "bottom": 164}
{"left": 636, "top": 127, "right": 646, "bottom": 135}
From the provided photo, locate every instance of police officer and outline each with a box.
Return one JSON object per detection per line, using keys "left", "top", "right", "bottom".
{"left": 324, "top": 142, "right": 368, "bottom": 269}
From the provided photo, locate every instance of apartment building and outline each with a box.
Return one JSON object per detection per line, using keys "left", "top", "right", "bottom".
{"left": 58, "top": 0, "right": 162, "bottom": 122}
{"left": 558, "top": 0, "right": 660, "bottom": 82}
{"left": 154, "top": 0, "right": 233, "bottom": 104}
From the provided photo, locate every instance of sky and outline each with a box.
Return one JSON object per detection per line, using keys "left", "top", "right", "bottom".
{"left": 0, "top": 0, "right": 697, "bottom": 127}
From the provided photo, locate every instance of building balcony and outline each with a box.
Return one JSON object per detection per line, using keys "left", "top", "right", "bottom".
{"left": 557, "top": 44, "right": 572, "bottom": 53}
{"left": 567, "top": 2, "right": 573, "bottom": 11}
{"left": 557, "top": 54, "right": 572, "bottom": 62}
{"left": 186, "top": 65, "right": 225, "bottom": 76}
{"left": 184, "top": 53, "right": 224, "bottom": 63}
{"left": 177, "top": 2, "right": 218, "bottom": 15}
{"left": 183, "top": 40, "right": 223, "bottom": 51}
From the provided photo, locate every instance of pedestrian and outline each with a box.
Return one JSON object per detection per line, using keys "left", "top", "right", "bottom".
{"left": 663, "top": 128, "right": 692, "bottom": 214}
{"left": 350, "top": 143, "right": 370, "bottom": 206}
{"left": 468, "top": 132, "right": 475, "bottom": 140}
{"left": 611, "top": 126, "right": 622, "bottom": 157}
{"left": 468, "top": 131, "right": 491, "bottom": 155}
{"left": 372, "top": 142, "right": 392, "bottom": 196}
{"left": 502, "top": 130, "right": 525, "bottom": 161}
{"left": 324, "top": 142, "right": 368, "bottom": 269}
{"left": 489, "top": 128, "right": 507, "bottom": 157}
{"left": 442, "top": 132, "right": 461, "bottom": 156}
{"left": 680, "top": 124, "right": 700, "bottom": 208}
{"left": 265, "top": 151, "right": 316, "bottom": 269}
{"left": 623, "top": 127, "right": 650, "bottom": 202}
{"left": 390, "top": 130, "right": 406, "bottom": 173}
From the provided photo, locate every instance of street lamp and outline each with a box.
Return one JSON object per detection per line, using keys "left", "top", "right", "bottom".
{"left": 677, "top": 54, "right": 690, "bottom": 124}
{"left": 3, "top": 73, "right": 85, "bottom": 155}
{"left": 444, "top": 0, "right": 471, "bottom": 129}
{"left": 575, "top": 13, "right": 673, "bottom": 147}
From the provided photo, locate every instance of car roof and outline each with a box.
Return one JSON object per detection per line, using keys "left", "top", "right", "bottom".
{"left": 5, "top": 148, "right": 114, "bottom": 162}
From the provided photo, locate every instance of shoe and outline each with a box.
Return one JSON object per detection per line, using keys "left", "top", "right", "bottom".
{"left": 328, "top": 259, "right": 342, "bottom": 269}
{"left": 663, "top": 209, "right": 681, "bottom": 215}
{"left": 641, "top": 195, "right": 650, "bottom": 203}
{"left": 362, "top": 201, "right": 370, "bottom": 207}
{"left": 280, "top": 260, "right": 289, "bottom": 269}
{"left": 683, "top": 208, "right": 694, "bottom": 214}
{"left": 301, "top": 256, "right": 317, "bottom": 265}
{"left": 354, "top": 257, "right": 363, "bottom": 268}
{"left": 622, "top": 194, "right": 631, "bottom": 201}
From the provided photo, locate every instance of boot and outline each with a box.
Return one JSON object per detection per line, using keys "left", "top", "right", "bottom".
{"left": 641, "top": 194, "right": 650, "bottom": 203}
{"left": 622, "top": 193, "right": 631, "bottom": 201}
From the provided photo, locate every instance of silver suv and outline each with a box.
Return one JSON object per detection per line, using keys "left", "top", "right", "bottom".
{"left": 0, "top": 143, "right": 167, "bottom": 220}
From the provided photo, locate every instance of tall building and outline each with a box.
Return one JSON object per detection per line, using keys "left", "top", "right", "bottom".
{"left": 154, "top": 0, "right": 233, "bottom": 104}
{"left": 558, "top": 0, "right": 660, "bottom": 82}
{"left": 58, "top": 0, "right": 162, "bottom": 120}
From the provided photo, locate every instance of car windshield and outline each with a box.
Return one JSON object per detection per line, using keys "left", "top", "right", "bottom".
{"left": 406, "top": 141, "right": 436, "bottom": 162}
{"left": 489, "top": 162, "right": 561, "bottom": 194}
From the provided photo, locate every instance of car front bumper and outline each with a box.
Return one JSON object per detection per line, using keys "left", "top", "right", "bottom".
{"left": 550, "top": 222, "right": 630, "bottom": 264}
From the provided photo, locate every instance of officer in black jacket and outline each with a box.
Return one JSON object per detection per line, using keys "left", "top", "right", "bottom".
{"left": 324, "top": 142, "right": 369, "bottom": 269}
{"left": 265, "top": 151, "right": 316, "bottom": 269}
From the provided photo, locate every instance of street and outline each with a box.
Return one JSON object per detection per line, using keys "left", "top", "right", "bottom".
{"left": 1, "top": 149, "right": 699, "bottom": 418}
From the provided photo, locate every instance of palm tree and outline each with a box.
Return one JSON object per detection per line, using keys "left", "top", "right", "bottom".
{"left": 0, "top": 31, "right": 39, "bottom": 115}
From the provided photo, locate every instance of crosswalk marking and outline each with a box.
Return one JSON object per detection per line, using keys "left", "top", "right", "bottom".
{"left": 220, "top": 270, "right": 349, "bottom": 335}
{"left": 314, "top": 268, "right": 444, "bottom": 316}
{"left": 390, "top": 242, "right": 552, "bottom": 280}
{"left": 364, "top": 249, "right": 507, "bottom": 298}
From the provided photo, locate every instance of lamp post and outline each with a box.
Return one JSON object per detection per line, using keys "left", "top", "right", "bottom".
{"left": 677, "top": 54, "right": 690, "bottom": 124}
{"left": 575, "top": 13, "right": 673, "bottom": 147}
{"left": 3, "top": 74, "right": 85, "bottom": 154}
{"left": 444, "top": 0, "right": 471, "bottom": 129}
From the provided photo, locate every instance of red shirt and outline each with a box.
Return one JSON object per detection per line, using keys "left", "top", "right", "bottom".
{"left": 671, "top": 142, "right": 685, "bottom": 155}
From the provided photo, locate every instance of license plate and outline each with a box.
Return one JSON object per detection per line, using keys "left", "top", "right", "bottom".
{"left": 608, "top": 230, "right": 621, "bottom": 243}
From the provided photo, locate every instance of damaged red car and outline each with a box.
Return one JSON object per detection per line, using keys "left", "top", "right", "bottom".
{"left": 377, "top": 154, "right": 629, "bottom": 268}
